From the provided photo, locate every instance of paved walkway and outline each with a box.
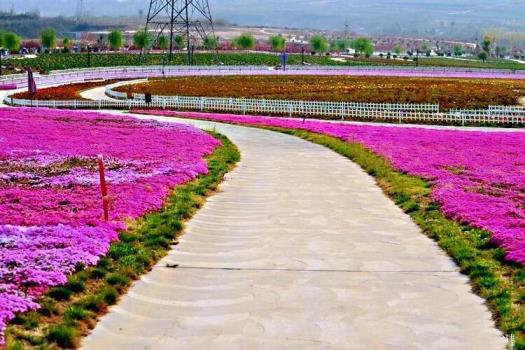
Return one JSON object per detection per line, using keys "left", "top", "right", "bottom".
{"left": 82, "top": 115, "right": 506, "bottom": 350}
{"left": 79, "top": 79, "right": 146, "bottom": 101}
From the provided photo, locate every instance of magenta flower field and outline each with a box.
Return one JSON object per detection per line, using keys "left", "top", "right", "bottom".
{"left": 139, "top": 110, "right": 525, "bottom": 265}
{"left": 0, "top": 108, "right": 220, "bottom": 343}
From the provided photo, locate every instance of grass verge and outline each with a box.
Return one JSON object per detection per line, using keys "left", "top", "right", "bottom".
{"left": 4, "top": 132, "right": 240, "bottom": 350}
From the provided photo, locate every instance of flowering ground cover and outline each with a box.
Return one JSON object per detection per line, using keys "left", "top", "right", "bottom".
{"left": 116, "top": 75, "right": 525, "bottom": 111}
{"left": 11, "top": 80, "right": 121, "bottom": 100}
{"left": 137, "top": 111, "right": 525, "bottom": 264}
{"left": 0, "top": 108, "right": 220, "bottom": 345}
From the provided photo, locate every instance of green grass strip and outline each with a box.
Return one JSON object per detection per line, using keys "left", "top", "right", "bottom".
{"left": 5, "top": 132, "right": 240, "bottom": 350}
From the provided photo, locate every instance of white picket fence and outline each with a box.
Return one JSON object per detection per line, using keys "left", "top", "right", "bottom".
{"left": 3, "top": 64, "right": 525, "bottom": 90}
{"left": 3, "top": 65, "right": 525, "bottom": 126}
{"left": 6, "top": 93, "right": 525, "bottom": 125}
{"left": 488, "top": 105, "right": 525, "bottom": 115}
{"left": 126, "top": 93, "right": 439, "bottom": 113}
{"left": 104, "top": 87, "right": 439, "bottom": 117}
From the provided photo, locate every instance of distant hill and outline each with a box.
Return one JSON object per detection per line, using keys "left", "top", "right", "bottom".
{"left": 4, "top": 0, "right": 525, "bottom": 39}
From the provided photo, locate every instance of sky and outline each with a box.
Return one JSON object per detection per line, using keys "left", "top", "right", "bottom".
{"left": 2, "top": 0, "right": 525, "bottom": 36}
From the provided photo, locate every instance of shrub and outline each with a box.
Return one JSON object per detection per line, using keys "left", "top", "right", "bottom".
{"left": 269, "top": 34, "right": 286, "bottom": 52}
{"left": 106, "top": 272, "right": 131, "bottom": 287}
{"left": 90, "top": 268, "right": 107, "bottom": 279}
{"left": 108, "top": 30, "right": 123, "bottom": 51}
{"left": 81, "top": 295, "right": 106, "bottom": 312}
{"left": 46, "top": 324, "right": 76, "bottom": 348}
{"left": 64, "top": 306, "right": 90, "bottom": 322}
{"left": 133, "top": 29, "right": 153, "bottom": 50}
{"left": 4, "top": 32, "right": 21, "bottom": 52}
{"left": 309, "top": 35, "right": 328, "bottom": 54}
{"left": 48, "top": 287, "right": 72, "bottom": 301}
{"left": 101, "top": 287, "right": 118, "bottom": 306}
{"left": 66, "top": 277, "right": 85, "bottom": 293}
{"left": 232, "top": 33, "right": 255, "bottom": 50}
{"left": 40, "top": 28, "right": 57, "bottom": 51}
{"left": 109, "top": 242, "right": 137, "bottom": 260}
{"left": 6, "top": 341, "right": 24, "bottom": 350}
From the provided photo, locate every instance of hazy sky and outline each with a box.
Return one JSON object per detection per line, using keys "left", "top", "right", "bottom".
{"left": 2, "top": 0, "right": 525, "bottom": 35}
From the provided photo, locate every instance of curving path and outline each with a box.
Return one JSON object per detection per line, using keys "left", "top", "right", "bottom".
{"left": 82, "top": 114, "right": 506, "bottom": 350}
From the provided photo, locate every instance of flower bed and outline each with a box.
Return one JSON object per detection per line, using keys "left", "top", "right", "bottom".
{"left": 10, "top": 80, "right": 121, "bottom": 100}
{"left": 116, "top": 75, "right": 525, "bottom": 111}
{"left": 137, "top": 110, "right": 525, "bottom": 265}
{"left": 7, "top": 52, "right": 525, "bottom": 74}
{"left": 0, "top": 108, "right": 220, "bottom": 344}
{"left": 0, "top": 84, "right": 17, "bottom": 91}
{"left": 7, "top": 53, "right": 369, "bottom": 73}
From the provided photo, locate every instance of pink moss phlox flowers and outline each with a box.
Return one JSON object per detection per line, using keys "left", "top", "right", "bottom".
{"left": 0, "top": 108, "right": 220, "bottom": 344}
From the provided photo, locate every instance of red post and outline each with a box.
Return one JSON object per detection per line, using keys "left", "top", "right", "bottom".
{"left": 98, "top": 155, "right": 109, "bottom": 221}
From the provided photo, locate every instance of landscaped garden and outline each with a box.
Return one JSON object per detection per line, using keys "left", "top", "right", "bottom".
{"left": 17, "top": 75, "right": 525, "bottom": 112}
{"left": 115, "top": 75, "right": 525, "bottom": 111}
{"left": 3, "top": 62, "right": 525, "bottom": 348}
{"left": 0, "top": 108, "right": 240, "bottom": 348}
{"left": 134, "top": 109, "right": 525, "bottom": 346}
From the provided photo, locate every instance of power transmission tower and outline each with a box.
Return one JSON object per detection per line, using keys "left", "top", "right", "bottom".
{"left": 144, "top": 0, "right": 218, "bottom": 64}
{"left": 76, "top": 0, "right": 86, "bottom": 22}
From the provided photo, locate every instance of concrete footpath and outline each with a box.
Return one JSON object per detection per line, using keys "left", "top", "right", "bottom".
{"left": 81, "top": 115, "right": 506, "bottom": 350}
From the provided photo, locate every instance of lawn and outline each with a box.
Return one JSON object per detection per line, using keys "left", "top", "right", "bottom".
{"left": 135, "top": 109, "right": 525, "bottom": 347}
{"left": 0, "top": 108, "right": 223, "bottom": 346}
{"left": 116, "top": 75, "right": 525, "bottom": 111}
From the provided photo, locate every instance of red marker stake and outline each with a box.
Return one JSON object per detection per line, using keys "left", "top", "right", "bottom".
{"left": 98, "top": 155, "right": 109, "bottom": 221}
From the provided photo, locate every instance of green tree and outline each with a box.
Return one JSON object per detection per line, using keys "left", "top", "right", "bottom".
{"left": 453, "top": 45, "right": 464, "bottom": 56}
{"left": 393, "top": 45, "right": 403, "bottom": 55}
{"left": 233, "top": 33, "right": 255, "bottom": 50}
{"left": 62, "top": 37, "right": 72, "bottom": 53}
{"left": 421, "top": 42, "right": 431, "bottom": 56}
{"left": 351, "top": 37, "right": 374, "bottom": 56}
{"left": 478, "top": 51, "right": 488, "bottom": 62}
{"left": 269, "top": 34, "right": 286, "bottom": 52}
{"left": 0, "top": 31, "right": 5, "bottom": 48}
{"left": 41, "top": 28, "right": 57, "bottom": 51}
{"left": 309, "top": 35, "right": 328, "bottom": 55}
{"left": 495, "top": 46, "right": 506, "bottom": 58}
{"left": 482, "top": 36, "right": 491, "bottom": 55}
{"left": 203, "top": 36, "right": 218, "bottom": 50}
{"left": 174, "top": 35, "right": 186, "bottom": 50}
{"left": 4, "top": 32, "right": 21, "bottom": 52}
{"left": 108, "top": 30, "right": 123, "bottom": 51}
{"left": 331, "top": 39, "right": 351, "bottom": 52}
{"left": 158, "top": 35, "right": 169, "bottom": 50}
{"left": 133, "top": 30, "right": 153, "bottom": 50}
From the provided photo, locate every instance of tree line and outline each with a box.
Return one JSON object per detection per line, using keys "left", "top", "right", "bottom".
{"left": 0, "top": 27, "right": 511, "bottom": 64}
